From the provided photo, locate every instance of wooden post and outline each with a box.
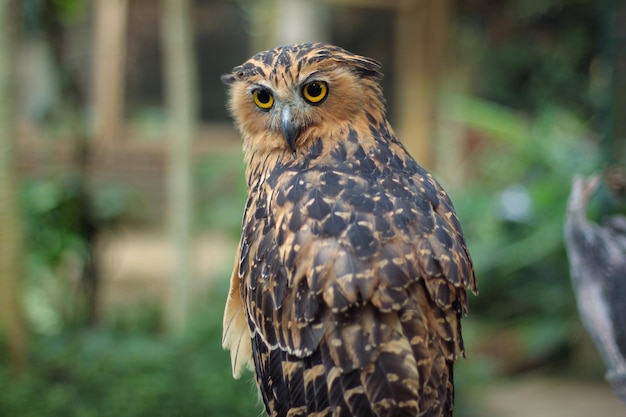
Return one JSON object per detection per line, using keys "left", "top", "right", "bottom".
{"left": 273, "top": 0, "right": 328, "bottom": 45}
{"left": 248, "top": 0, "right": 276, "bottom": 54}
{"left": 0, "top": 0, "right": 28, "bottom": 374}
{"left": 248, "top": 0, "right": 328, "bottom": 53}
{"left": 393, "top": 0, "right": 450, "bottom": 170}
{"left": 92, "top": 0, "right": 128, "bottom": 143}
{"left": 161, "top": 0, "right": 197, "bottom": 333}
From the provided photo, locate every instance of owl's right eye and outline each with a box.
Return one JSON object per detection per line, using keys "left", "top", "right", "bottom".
{"left": 253, "top": 89, "right": 274, "bottom": 110}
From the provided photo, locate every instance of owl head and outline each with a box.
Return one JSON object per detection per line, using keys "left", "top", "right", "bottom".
{"left": 222, "top": 43, "right": 385, "bottom": 156}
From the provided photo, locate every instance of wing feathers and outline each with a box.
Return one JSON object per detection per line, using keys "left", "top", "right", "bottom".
{"left": 222, "top": 254, "right": 253, "bottom": 378}
{"left": 228, "top": 133, "right": 474, "bottom": 416}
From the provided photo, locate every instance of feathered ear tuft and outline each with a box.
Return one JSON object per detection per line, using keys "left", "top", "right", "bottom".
{"left": 315, "top": 44, "right": 383, "bottom": 81}
{"left": 221, "top": 73, "right": 236, "bottom": 85}
{"left": 303, "top": 43, "right": 383, "bottom": 81}
{"left": 343, "top": 56, "right": 383, "bottom": 81}
{"left": 221, "top": 64, "right": 249, "bottom": 85}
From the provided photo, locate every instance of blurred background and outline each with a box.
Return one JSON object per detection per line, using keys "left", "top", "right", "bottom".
{"left": 0, "top": 0, "right": 625, "bottom": 416}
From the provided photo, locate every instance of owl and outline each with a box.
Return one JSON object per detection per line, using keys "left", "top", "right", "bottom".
{"left": 221, "top": 43, "right": 477, "bottom": 417}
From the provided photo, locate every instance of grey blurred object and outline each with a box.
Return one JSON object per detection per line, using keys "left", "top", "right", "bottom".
{"left": 565, "top": 175, "right": 626, "bottom": 405}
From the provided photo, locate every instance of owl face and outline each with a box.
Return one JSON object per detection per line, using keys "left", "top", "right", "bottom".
{"left": 222, "top": 43, "right": 384, "bottom": 155}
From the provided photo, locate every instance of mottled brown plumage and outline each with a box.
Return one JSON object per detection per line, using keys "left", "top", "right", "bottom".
{"left": 222, "top": 43, "right": 477, "bottom": 417}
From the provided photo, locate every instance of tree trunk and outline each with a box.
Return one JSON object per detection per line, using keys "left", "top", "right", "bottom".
{"left": 248, "top": 0, "right": 328, "bottom": 53}
{"left": 0, "top": 0, "right": 29, "bottom": 374}
{"left": 161, "top": 0, "right": 197, "bottom": 333}
{"left": 93, "top": 0, "right": 128, "bottom": 143}
{"left": 273, "top": 0, "right": 328, "bottom": 45}
{"left": 394, "top": 0, "right": 450, "bottom": 170}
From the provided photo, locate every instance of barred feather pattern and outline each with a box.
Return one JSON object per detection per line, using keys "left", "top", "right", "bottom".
{"left": 222, "top": 43, "right": 477, "bottom": 417}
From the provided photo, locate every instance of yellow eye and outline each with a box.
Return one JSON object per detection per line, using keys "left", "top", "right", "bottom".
{"left": 253, "top": 89, "right": 274, "bottom": 110}
{"left": 302, "top": 81, "right": 328, "bottom": 104}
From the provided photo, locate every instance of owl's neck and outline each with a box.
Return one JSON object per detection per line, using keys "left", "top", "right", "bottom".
{"left": 243, "top": 114, "right": 399, "bottom": 193}
{"left": 244, "top": 147, "right": 287, "bottom": 190}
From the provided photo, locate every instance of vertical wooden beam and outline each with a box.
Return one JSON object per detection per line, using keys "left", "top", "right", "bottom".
{"left": 394, "top": 0, "right": 450, "bottom": 170}
{"left": 273, "top": 0, "right": 328, "bottom": 45}
{"left": 92, "top": 0, "right": 128, "bottom": 143}
{"left": 249, "top": 0, "right": 328, "bottom": 53}
{"left": 161, "top": 0, "right": 197, "bottom": 333}
{"left": 0, "top": 0, "right": 28, "bottom": 375}
{"left": 248, "top": 0, "right": 276, "bottom": 54}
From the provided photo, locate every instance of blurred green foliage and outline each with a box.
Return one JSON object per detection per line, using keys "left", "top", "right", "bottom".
{"left": 449, "top": 96, "right": 601, "bottom": 373}
{"left": 22, "top": 178, "right": 90, "bottom": 332}
{"left": 23, "top": 178, "right": 87, "bottom": 275}
{"left": 458, "top": 0, "right": 600, "bottom": 118}
{"left": 195, "top": 154, "right": 247, "bottom": 238}
{"left": 21, "top": 176, "right": 134, "bottom": 332}
{"left": 447, "top": 0, "right": 608, "bottom": 376}
{"left": 0, "top": 292, "right": 262, "bottom": 417}
{"left": 7, "top": 158, "right": 255, "bottom": 415}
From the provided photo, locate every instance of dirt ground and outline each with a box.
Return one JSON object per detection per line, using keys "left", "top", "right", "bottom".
{"left": 98, "top": 231, "right": 626, "bottom": 417}
{"left": 475, "top": 376, "right": 625, "bottom": 417}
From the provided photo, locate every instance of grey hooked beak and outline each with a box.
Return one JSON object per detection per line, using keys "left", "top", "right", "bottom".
{"left": 280, "top": 105, "right": 301, "bottom": 152}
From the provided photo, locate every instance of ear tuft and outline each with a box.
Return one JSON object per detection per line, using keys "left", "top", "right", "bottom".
{"left": 221, "top": 73, "right": 236, "bottom": 85}
{"left": 345, "top": 56, "right": 383, "bottom": 81}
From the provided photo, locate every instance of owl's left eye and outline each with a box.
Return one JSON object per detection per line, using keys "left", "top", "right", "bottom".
{"left": 253, "top": 89, "right": 274, "bottom": 110}
{"left": 302, "top": 81, "right": 328, "bottom": 105}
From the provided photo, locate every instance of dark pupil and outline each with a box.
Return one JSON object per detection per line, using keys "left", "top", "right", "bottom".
{"left": 307, "top": 83, "right": 322, "bottom": 97}
{"left": 257, "top": 90, "right": 271, "bottom": 103}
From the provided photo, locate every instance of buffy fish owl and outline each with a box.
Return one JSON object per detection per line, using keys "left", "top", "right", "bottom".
{"left": 221, "top": 43, "right": 477, "bottom": 417}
